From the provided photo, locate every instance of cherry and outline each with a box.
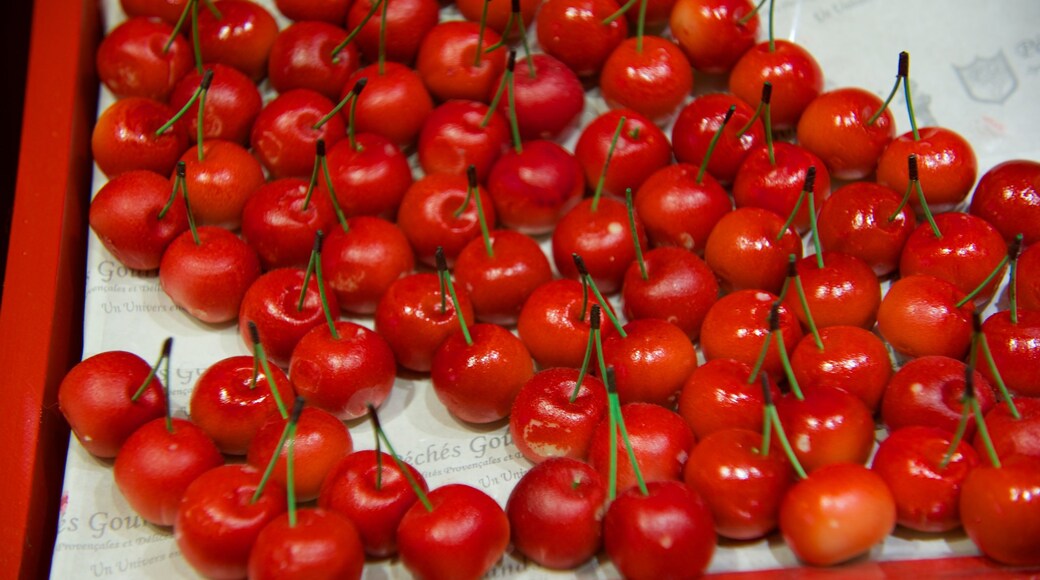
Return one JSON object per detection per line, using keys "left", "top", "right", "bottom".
{"left": 981, "top": 309, "right": 1040, "bottom": 398}
{"left": 969, "top": 159, "right": 1040, "bottom": 246}
{"left": 176, "top": 139, "right": 266, "bottom": 230}
{"left": 876, "top": 274, "right": 974, "bottom": 360}
{"left": 733, "top": 144, "right": 832, "bottom": 234}
{"left": 491, "top": 52, "right": 585, "bottom": 141}
{"left": 700, "top": 289, "right": 803, "bottom": 381}
{"left": 976, "top": 396, "right": 1040, "bottom": 461}
{"left": 250, "top": 89, "right": 346, "bottom": 181}
{"left": 881, "top": 355, "right": 997, "bottom": 440}
{"left": 669, "top": 0, "right": 759, "bottom": 74}
{"left": 729, "top": 37, "right": 823, "bottom": 130}
{"left": 600, "top": 35, "right": 694, "bottom": 123}
{"left": 789, "top": 325, "right": 893, "bottom": 414}
{"left": 343, "top": 62, "right": 434, "bottom": 149}
{"left": 247, "top": 508, "right": 365, "bottom": 580}
{"left": 634, "top": 162, "right": 732, "bottom": 254}
{"left": 92, "top": 96, "right": 189, "bottom": 179}
{"left": 320, "top": 133, "right": 414, "bottom": 220}
{"left": 961, "top": 454, "right": 1040, "bottom": 566}
{"left": 487, "top": 140, "right": 585, "bottom": 235}
{"left": 678, "top": 358, "right": 779, "bottom": 440}
{"left": 240, "top": 178, "right": 337, "bottom": 272}
{"left": 774, "top": 387, "right": 876, "bottom": 473}
{"left": 870, "top": 425, "right": 980, "bottom": 533}
{"left": 395, "top": 172, "right": 496, "bottom": 268}
{"left": 345, "top": 0, "right": 439, "bottom": 66}
{"left": 704, "top": 207, "right": 803, "bottom": 294}
{"left": 267, "top": 21, "right": 359, "bottom": 100}
{"left": 96, "top": 17, "right": 191, "bottom": 101}
{"left": 415, "top": 20, "right": 507, "bottom": 103}
{"left": 456, "top": 0, "right": 541, "bottom": 38}
{"left": 622, "top": 245, "right": 719, "bottom": 341}
{"left": 574, "top": 109, "right": 672, "bottom": 202}
{"left": 783, "top": 252, "right": 882, "bottom": 331}
{"left": 274, "top": 0, "right": 350, "bottom": 23}
{"left": 168, "top": 64, "right": 262, "bottom": 146}
{"left": 588, "top": 402, "right": 696, "bottom": 493}
{"left": 321, "top": 217, "right": 415, "bottom": 315}
{"left": 553, "top": 200, "right": 647, "bottom": 295}
{"left": 671, "top": 92, "right": 764, "bottom": 186}
{"left": 816, "top": 181, "right": 916, "bottom": 277}
{"left": 516, "top": 278, "right": 601, "bottom": 370}
{"left": 796, "top": 87, "right": 896, "bottom": 180}
{"left": 120, "top": 0, "right": 188, "bottom": 24}
{"left": 416, "top": 100, "right": 510, "bottom": 182}
{"left": 195, "top": 0, "right": 278, "bottom": 82}
{"left": 506, "top": 456, "right": 607, "bottom": 570}
{"left": 510, "top": 367, "right": 608, "bottom": 463}
{"left": 1018, "top": 241, "right": 1040, "bottom": 312}
{"left": 535, "top": 0, "right": 628, "bottom": 77}
{"left": 900, "top": 212, "right": 1008, "bottom": 300}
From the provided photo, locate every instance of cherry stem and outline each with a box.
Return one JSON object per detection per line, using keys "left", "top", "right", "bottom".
{"left": 943, "top": 367, "right": 1001, "bottom": 469}
{"left": 248, "top": 322, "right": 289, "bottom": 419}
{"left": 296, "top": 234, "right": 321, "bottom": 312}
{"left": 1009, "top": 234, "right": 1023, "bottom": 324}
{"left": 738, "top": 0, "right": 767, "bottom": 26}
{"left": 739, "top": 83, "right": 774, "bottom": 164}
{"left": 454, "top": 165, "right": 479, "bottom": 221}
{"left": 473, "top": 0, "right": 491, "bottom": 67}
{"left": 625, "top": 188, "right": 647, "bottom": 281}
{"left": 436, "top": 246, "right": 449, "bottom": 315}
{"left": 252, "top": 397, "right": 305, "bottom": 505}
{"left": 759, "top": 378, "right": 773, "bottom": 456}
{"left": 606, "top": 368, "right": 650, "bottom": 499}
{"left": 578, "top": 266, "right": 590, "bottom": 323}
{"left": 157, "top": 169, "right": 182, "bottom": 220}
{"left": 332, "top": 0, "right": 382, "bottom": 60}
{"left": 601, "top": 0, "right": 636, "bottom": 25}
{"left": 154, "top": 68, "right": 213, "bottom": 138}
{"left": 505, "top": 52, "right": 523, "bottom": 154}
{"left": 635, "top": 0, "right": 647, "bottom": 53}
{"left": 591, "top": 116, "right": 627, "bottom": 211}
{"left": 571, "top": 306, "right": 601, "bottom": 403}
{"left": 190, "top": 0, "right": 203, "bottom": 75}
{"left": 970, "top": 312, "right": 1020, "bottom": 420}
{"left": 472, "top": 165, "right": 495, "bottom": 259}
{"left": 785, "top": 255, "right": 824, "bottom": 351}
{"left": 573, "top": 254, "right": 627, "bottom": 337}
{"left": 900, "top": 52, "right": 921, "bottom": 141}
{"left": 747, "top": 302, "right": 804, "bottom": 401}
{"left": 348, "top": 79, "right": 367, "bottom": 152}
{"left": 368, "top": 404, "right": 434, "bottom": 512}
{"left": 313, "top": 79, "right": 363, "bottom": 130}
{"left": 762, "top": 374, "right": 807, "bottom": 479}
{"left": 889, "top": 155, "right": 940, "bottom": 238}
{"left": 317, "top": 141, "right": 350, "bottom": 233}
{"left": 301, "top": 144, "right": 322, "bottom": 212}
{"left": 176, "top": 162, "right": 201, "bottom": 246}
{"left": 776, "top": 165, "right": 816, "bottom": 241}
{"left": 165, "top": 0, "right": 193, "bottom": 54}
{"left": 440, "top": 256, "right": 473, "bottom": 346}
{"left": 767, "top": 0, "right": 776, "bottom": 52}
{"left": 131, "top": 337, "right": 172, "bottom": 404}
{"left": 696, "top": 105, "right": 735, "bottom": 185}
{"left": 956, "top": 234, "right": 1021, "bottom": 309}
{"left": 311, "top": 230, "right": 341, "bottom": 341}
{"left": 374, "top": 421, "right": 384, "bottom": 490}
{"left": 868, "top": 51, "right": 906, "bottom": 126}
{"left": 377, "top": 0, "right": 388, "bottom": 74}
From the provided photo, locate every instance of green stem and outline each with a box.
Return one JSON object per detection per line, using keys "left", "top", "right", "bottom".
{"left": 602, "top": 0, "right": 638, "bottom": 25}
{"left": 248, "top": 322, "right": 289, "bottom": 420}
{"left": 787, "top": 254, "right": 824, "bottom": 351}
{"left": 311, "top": 230, "right": 340, "bottom": 341}
{"left": 505, "top": 54, "right": 523, "bottom": 154}
{"left": 176, "top": 162, "right": 201, "bottom": 246}
{"left": 473, "top": 0, "right": 491, "bottom": 67}
{"left": 369, "top": 404, "right": 434, "bottom": 512}
{"left": 297, "top": 235, "right": 321, "bottom": 312}
{"left": 696, "top": 106, "right": 735, "bottom": 185}
{"left": 472, "top": 165, "right": 494, "bottom": 258}
{"left": 762, "top": 374, "right": 806, "bottom": 478}
{"left": 609, "top": 370, "right": 649, "bottom": 496}
{"left": 154, "top": 68, "right": 213, "bottom": 137}
{"left": 1009, "top": 234, "right": 1023, "bottom": 324}
{"left": 131, "top": 337, "right": 172, "bottom": 403}
{"left": 591, "top": 116, "right": 627, "bottom": 212}
{"left": 252, "top": 398, "right": 305, "bottom": 505}
{"left": 331, "top": 0, "right": 381, "bottom": 60}
{"left": 867, "top": 51, "right": 906, "bottom": 126}
{"left": 738, "top": 0, "right": 767, "bottom": 26}
{"left": 438, "top": 249, "right": 473, "bottom": 346}
{"left": 573, "top": 254, "right": 626, "bottom": 337}
{"left": 625, "top": 188, "right": 647, "bottom": 281}
{"left": 570, "top": 306, "right": 600, "bottom": 403}
{"left": 972, "top": 313, "right": 1020, "bottom": 420}
{"left": 190, "top": 0, "right": 203, "bottom": 75}
{"left": 317, "top": 141, "right": 350, "bottom": 232}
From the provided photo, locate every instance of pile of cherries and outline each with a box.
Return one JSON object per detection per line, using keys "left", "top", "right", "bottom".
{"left": 59, "top": 0, "right": 1040, "bottom": 577}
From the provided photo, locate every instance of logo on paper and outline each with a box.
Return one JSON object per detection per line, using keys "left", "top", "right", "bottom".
{"left": 954, "top": 51, "right": 1018, "bottom": 104}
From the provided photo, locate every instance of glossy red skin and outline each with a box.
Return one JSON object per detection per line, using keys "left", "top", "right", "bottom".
{"left": 417, "top": 100, "right": 510, "bottom": 182}
{"left": 431, "top": 323, "right": 535, "bottom": 423}
{"left": 174, "top": 464, "right": 287, "bottom": 579}
{"left": 876, "top": 127, "right": 979, "bottom": 212}
{"left": 455, "top": 0, "right": 541, "bottom": 37}
{"left": 89, "top": 169, "right": 189, "bottom": 271}
{"left": 247, "top": 407, "right": 354, "bottom": 502}
{"left": 346, "top": 0, "right": 439, "bottom": 66}
{"left": 344, "top": 63, "right": 434, "bottom": 149}
{"left": 970, "top": 159, "right": 1040, "bottom": 245}
{"left": 275, "top": 0, "right": 349, "bottom": 22}
{"left": 703, "top": 206, "right": 803, "bottom": 294}
{"left": 57, "top": 351, "right": 167, "bottom": 459}
{"left": 552, "top": 197, "right": 647, "bottom": 295}
{"left": 600, "top": 36, "right": 694, "bottom": 123}
{"left": 159, "top": 226, "right": 262, "bottom": 324}
{"left": 487, "top": 139, "right": 585, "bottom": 234}
{"left": 267, "top": 21, "right": 359, "bottom": 100}
{"left": 195, "top": 0, "right": 279, "bottom": 82}
{"left": 775, "top": 389, "right": 876, "bottom": 473}
{"left": 900, "top": 212, "right": 1008, "bottom": 299}
{"left": 672, "top": 93, "right": 764, "bottom": 186}
{"left": 288, "top": 321, "right": 398, "bottom": 421}
{"left": 240, "top": 178, "right": 337, "bottom": 271}
{"left": 588, "top": 402, "right": 696, "bottom": 493}
{"left": 374, "top": 272, "right": 476, "bottom": 373}
{"left": 516, "top": 279, "right": 598, "bottom": 370}
{"left": 509, "top": 368, "right": 608, "bottom": 463}
{"left": 729, "top": 39, "right": 824, "bottom": 130}
{"left": 876, "top": 274, "right": 974, "bottom": 360}
{"left": 669, "top": 0, "right": 758, "bottom": 73}
{"left": 574, "top": 109, "right": 672, "bottom": 201}
{"left": 320, "top": 216, "right": 415, "bottom": 314}
{"left": 700, "top": 289, "right": 803, "bottom": 381}
{"left": 494, "top": 53, "right": 585, "bottom": 141}
{"left": 168, "top": 64, "right": 263, "bottom": 146}
{"left": 960, "top": 455, "right": 1040, "bottom": 565}
{"left": 318, "top": 450, "right": 429, "bottom": 558}
{"left": 96, "top": 17, "right": 191, "bottom": 101}
{"left": 535, "top": 0, "right": 628, "bottom": 77}
{"left": 1019, "top": 241, "right": 1040, "bottom": 311}
{"left": 678, "top": 358, "right": 779, "bottom": 440}
{"left": 870, "top": 425, "right": 980, "bottom": 533}
{"left": 250, "top": 89, "right": 346, "bottom": 181}
{"left": 732, "top": 142, "right": 832, "bottom": 234}
{"left": 506, "top": 457, "right": 607, "bottom": 569}
{"left": 881, "top": 355, "right": 997, "bottom": 440}
{"left": 601, "top": 318, "right": 698, "bottom": 407}
{"left": 247, "top": 508, "right": 365, "bottom": 580}
{"left": 981, "top": 310, "right": 1040, "bottom": 398}
{"left": 789, "top": 325, "right": 893, "bottom": 414}
{"left": 415, "top": 21, "right": 507, "bottom": 103}
{"left": 92, "top": 97, "right": 189, "bottom": 179}
{"left": 683, "top": 428, "right": 795, "bottom": 540}
{"left": 796, "top": 87, "right": 896, "bottom": 180}
{"left": 603, "top": 480, "right": 716, "bottom": 579}
{"left": 634, "top": 162, "right": 732, "bottom": 254}
{"left": 188, "top": 355, "right": 294, "bottom": 455}
{"left": 397, "top": 484, "right": 510, "bottom": 580}
{"left": 320, "top": 133, "right": 414, "bottom": 219}
{"left": 113, "top": 417, "right": 224, "bottom": 527}
{"left": 177, "top": 139, "right": 266, "bottom": 230}
{"left": 395, "top": 173, "right": 496, "bottom": 268}
{"left": 783, "top": 252, "right": 882, "bottom": 330}
{"left": 120, "top": 0, "right": 187, "bottom": 24}
{"left": 454, "top": 229, "right": 554, "bottom": 325}
{"left": 622, "top": 247, "right": 719, "bottom": 341}
{"left": 237, "top": 268, "right": 339, "bottom": 368}
{"left": 816, "top": 181, "right": 916, "bottom": 277}
{"left": 779, "top": 463, "right": 896, "bottom": 566}
{"left": 976, "top": 396, "right": 1040, "bottom": 460}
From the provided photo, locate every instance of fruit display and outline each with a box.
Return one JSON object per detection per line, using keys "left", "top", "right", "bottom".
{"left": 48, "top": 0, "right": 1040, "bottom": 577}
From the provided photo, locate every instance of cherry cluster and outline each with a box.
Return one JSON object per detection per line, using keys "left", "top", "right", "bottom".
{"left": 58, "top": 0, "right": 1040, "bottom": 576}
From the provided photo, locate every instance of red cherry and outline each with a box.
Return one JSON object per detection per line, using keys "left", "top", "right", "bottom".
{"left": 700, "top": 289, "right": 803, "bottom": 381}
{"left": 168, "top": 64, "right": 263, "bottom": 146}
{"left": 345, "top": 0, "right": 440, "bottom": 66}
{"left": 535, "top": 0, "right": 628, "bottom": 77}
{"left": 600, "top": 36, "right": 694, "bottom": 123}
{"left": 553, "top": 197, "right": 647, "bottom": 295}
{"left": 816, "top": 181, "right": 916, "bottom": 277}
{"left": 274, "top": 0, "right": 350, "bottom": 23}
{"left": 318, "top": 450, "right": 429, "bottom": 558}
{"left": 417, "top": 100, "right": 510, "bottom": 182}
{"left": 881, "top": 355, "right": 997, "bottom": 439}
{"left": 899, "top": 212, "right": 1007, "bottom": 299}
{"left": 1018, "top": 241, "right": 1040, "bottom": 312}
{"left": 96, "top": 17, "right": 191, "bottom": 101}
{"left": 57, "top": 350, "right": 167, "bottom": 459}
{"left": 240, "top": 178, "right": 337, "bottom": 271}
{"left": 415, "top": 20, "right": 507, "bottom": 103}
{"left": 344, "top": 63, "right": 434, "bottom": 148}
{"left": 247, "top": 508, "right": 365, "bottom": 580}
{"left": 267, "top": 21, "right": 359, "bottom": 100}
{"left": 574, "top": 109, "right": 672, "bottom": 201}
{"left": 487, "top": 139, "right": 585, "bottom": 234}
{"left": 509, "top": 368, "right": 608, "bottom": 463}
{"left": 120, "top": 0, "right": 187, "bottom": 24}
{"left": 320, "top": 217, "right": 415, "bottom": 315}
{"left": 795, "top": 87, "right": 896, "bottom": 180}
{"left": 876, "top": 274, "right": 974, "bottom": 360}
{"left": 729, "top": 39, "right": 824, "bottom": 130}
{"left": 669, "top": 0, "right": 759, "bottom": 74}
{"left": 189, "top": 355, "right": 294, "bottom": 455}
{"left": 516, "top": 279, "right": 601, "bottom": 370}
{"left": 976, "top": 396, "right": 1040, "bottom": 460}
{"left": 250, "top": 89, "right": 346, "bottom": 181}
{"left": 970, "top": 159, "right": 1040, "bottom": 245}
{"left": 774, "top": 388, "right": 876, "bottom": 472}
{"left": 176, "top": 139, "right": 266, "bottom": 230}
{"left": 506, "top": 457, "right": 607, "bottom": 569}
{"left": 321, "top": 133, "right": 414, "bottom": 219}
{"left": 732, "top": 143, "right": 832, "bottom": 234}
{"left": 454, "top": 229, "right": 553, "bottom": 325}
{"left": 870, "top": 425, "right": 980, "bottom": 533}
{"left": 588, "top": 402, "right": 696, "bottom": 492}
{"left": 678, "top": 358, "right": 777, "bottom": 440}
{"left": 672, "top": 92, "right": 764, "bottom": 186}
{"left": 455, "top": 0, "right": 541, "bottom": 38}
{"left": 783, "top": 252, "right": 882, "bottom": 331}
{"left": 113, "top": 417, "right": 224, "bottom": 526}
{"left": 92, "top": 97, "right": 189, "bottom": 179}
{"left": 395, "top": 173, "right": 496, "bottom": 268}
{"left": 703, "top": 207, "right": 803, "bottom": 294}
{"left": 195, "top": 0, "right": 278, "bottom": 82}
{"left": 789, "top": 325, "right": 893, "bottom": 414}
{"left": 960, "top": 455, "right": 1040, "bottom": 565}
{"left": 634, "top": 162, "right": 732, "bottom": 254}
{"left": 876, "top": 127, "right": 979, "bottom": 212}
{"left": 980, "top": 310, "right": 1040, "bottom": 398}
{"left": 492, "top": 53, "right": 585, "bottom": 141}
{"left": 600, "top": 318, "right": 698, "bottom": 407}
{"left": 621, "top": 246, "right": 719, "bottom": 341}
